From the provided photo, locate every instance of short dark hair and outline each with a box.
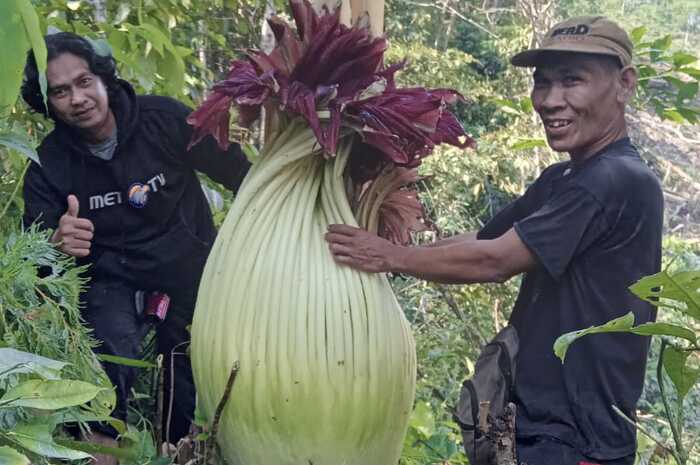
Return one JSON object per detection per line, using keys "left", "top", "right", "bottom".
{"left": 22, "top": 32, "right": 119, "bottom": 117}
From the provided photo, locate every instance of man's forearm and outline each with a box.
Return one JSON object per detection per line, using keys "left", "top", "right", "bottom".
{"left": 391, "top": 240, "right": 506, "bottom": 284}
{"left": 425, "top": 232, "right": 477, "bottom": 248}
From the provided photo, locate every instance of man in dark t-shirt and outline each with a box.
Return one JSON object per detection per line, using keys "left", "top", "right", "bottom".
{"left": 325, "top": 16, "right": 663, "bottom": 465}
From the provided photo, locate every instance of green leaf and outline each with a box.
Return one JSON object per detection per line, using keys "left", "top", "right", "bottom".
{"left": 0, "top": 348, "right": 67, "bottom": 379}
{"left": 672, "top": 51, "right": 698, "bottom": 68}
{"left": 408, "top": 402, "right": 435, "bottom": 438}
{"left": 0, "top": 379, "right": 104, "bottom": 410}
{"left": 679, "top": 67, "right": 700, "bottom": 80}
{"left": 651, "top": 35, "right": 673, "bottom": 53}
{"left": 554, "top": 311, "right": 697, "bottom": 363}
{"left": 15, "top": 0, "right": 47, "bottom": 108}
{"left": 0, "top": 130, "right": 39, "bottom": 164}
{"left": 629, "top": 270, "right": 700, "bottom": 320}
{"left": 676, "top": 81, "right": 699, "bottom": 104}
{"left": 241, "top": 142, "right": 259, "bottom": 162}
{"left": 97, "top": 353, "right": 156, "bottom": 368}
{"left": 554, "top": 312, "right": 635, "bottom": 362}
{"left": 51, "top": 411, "right": 126, "bottom": 434}
{"left": 510, "top": 138, "right": 547, "bottom": 151}
{"left": 8, "top": 422, "right": 91, "bottom": 460}
{"left": 630, "top": 26, "right": 647, "bottom": 44}
{"left": 663, "top": 346, "right": 700, "bottom": 400}
{"left": 0, "top": 1, "right": 31, "bottom": 115}
{"left": 629, "top": 322, "right": 696, "bottom": 343}
{"left": 661, "top": 109, "right": 686, "bottom": 124}
{"left": 0, "top": 446, "right": 30, "bottom": 465}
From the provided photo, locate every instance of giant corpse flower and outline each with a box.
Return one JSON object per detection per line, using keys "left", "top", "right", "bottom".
{"left": 188, "top": 1, "right": 474, "bottom": 464}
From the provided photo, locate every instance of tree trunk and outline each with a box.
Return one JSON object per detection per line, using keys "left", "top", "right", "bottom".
{"left": 311, "top": 0, "right": 385, "bottom": 36}
{"left": 88, "top": 0, "right": 107, "bottom": 23}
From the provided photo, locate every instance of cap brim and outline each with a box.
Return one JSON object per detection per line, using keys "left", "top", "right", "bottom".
{"left": 511, "top": 43, "right": 622, "bottom": 67}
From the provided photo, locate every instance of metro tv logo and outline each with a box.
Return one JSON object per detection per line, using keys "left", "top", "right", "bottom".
{"left": 551, "top": 24, "right": 591, "bottom": 38}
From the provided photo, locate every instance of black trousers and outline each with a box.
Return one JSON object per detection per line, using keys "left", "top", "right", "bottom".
{"left": 82, "top": 280, "right": 196, "bottom": 443}
{"left": 517, "top": 436, "right": 635, "bottom": 465}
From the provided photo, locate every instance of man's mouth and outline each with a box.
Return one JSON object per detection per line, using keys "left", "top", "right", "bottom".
{"left": 545, "top": 119, "right": 572, "bottom": 129}
{"left": 73, "top": 107, "right": 94, "bottom": 118}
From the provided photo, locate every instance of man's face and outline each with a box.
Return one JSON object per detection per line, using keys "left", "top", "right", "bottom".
{"left": 46, "top": 53, "right": 113, "bottom": 140}
{"left": 531, "top": 53, "right": 627, "bottom": 160}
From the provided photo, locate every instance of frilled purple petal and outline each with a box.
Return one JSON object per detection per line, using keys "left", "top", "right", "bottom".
{"left": 431, "top": 111, "right": 476, "bottom": 148}
{"left": 213, "top": 61, "right": 277, "bottom": 106}
{"left": 187, "top": 92, "right": 233, "bottom": 151}
{"left": 263, "top": 17, "right": 304, "bottom": 76}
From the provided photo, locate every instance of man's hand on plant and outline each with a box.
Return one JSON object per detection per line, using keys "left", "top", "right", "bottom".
{"left": 51, "top": 194, "right": 94, "bottom": 257}
{"left": 325, "top": 224, "right": 402, "bottom": 273}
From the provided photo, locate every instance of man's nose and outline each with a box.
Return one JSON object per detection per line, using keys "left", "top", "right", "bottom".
{"left": 71, "top": 88, "right": 88, "bottom": 106}
{"left": 538, "top": 85, "right": 567, "bottom": 112}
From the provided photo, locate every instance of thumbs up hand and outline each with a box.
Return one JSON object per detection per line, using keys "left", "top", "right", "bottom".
{"left": 51, "top": 195, "right": 95, "bottom": 257}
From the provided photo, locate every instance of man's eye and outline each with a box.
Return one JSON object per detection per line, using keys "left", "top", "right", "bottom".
{"left": 52, "top": 89, "right": 67, "bottom": 97}
{"left": 564, "top": 76, "right": 581, "bottom": 85}
{"left": 80, "top": 78, "right": 92, "bottom": 86}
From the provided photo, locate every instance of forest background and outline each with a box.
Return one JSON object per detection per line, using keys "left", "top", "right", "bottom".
{"left": 0, "top": 0, "right": 699, "bottom": 464}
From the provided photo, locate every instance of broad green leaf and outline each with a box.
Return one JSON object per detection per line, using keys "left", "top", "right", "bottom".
{"left": 0, "top": 446, "right": 30, "bottom": 465}
{"left": 0, "top": 1, "right": 31, "bottom": 115}
{"left": 672, "top": 51, "right": 698, "bottom": 68}
{"left": 8, "top": 422, "right": 90, "bottom": 460}
{"left": 676, "top": 107, "right": 700, "bottom": 124}
{"left": 0, "top": 348, "right": 66, "bottom": 379}
{"left": 630, "top": 26, "right": 647, "bottom": 44}
{"left": 158, "top": 48, "right": 185, "bottom": 96}
{"left": 679, "top": 67, "right": 700, "bottom": 80}
{"left": 98, "top": 353, "right": 156, "bottom": 368}
{"left": 629, "top": 322, "right": 696, "bottom": 343}
{"left": 651, "top": 35, "right": 673, "bottom": 53}
{"left": 510, "top": 138, "right": 547, "bottom": 151}
{"left": 0, "top": 379, "right": 104, "bottom": 409}
{"left": 132, "top": 23, "right": 167, "bottom": 56}
{"left": 629, "top": 270, "right": 700, "bottom": 320}
{"left": 51, "top": 411, "right": 126, "bottom": 434}
{"left": 663, "top": 346, "right": 700, "bottom": 400}
{"left": 661, "top": 109, "right": 686, "bottom": 124}
{"left": 15, "top": 0, "right": 47, "bottom": 108}
{"left": 408, "top": 402, "right": 435, "bottom": 438}
{"left": 554, "top": 312, "right": 696, "bottom": 363}
{"left": 0, "top": 130, "right": 39, "bottom": 164}
{"left": 554, "top": 312, "right": 635, "bottom": 362}
{"left": 676, "top": 81, "right": 699, "bottom": 104}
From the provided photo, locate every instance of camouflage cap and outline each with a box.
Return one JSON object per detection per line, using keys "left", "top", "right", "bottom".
{"left": 511, "top": 16, "right": 633, "bottom": 67}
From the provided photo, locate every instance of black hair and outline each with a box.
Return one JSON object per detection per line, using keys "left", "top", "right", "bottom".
{"left": 21, "top": 32, "right": 119, "bottom": 117}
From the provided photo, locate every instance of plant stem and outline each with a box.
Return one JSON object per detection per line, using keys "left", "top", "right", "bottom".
{"left": 0, "top": 161, "right": 29, "bottom": 225}
{"left": 207, "top": 361, "right": 240, "bottom": 463}
{"left": 658, "top": 339, "right": 686, "bottom": 465}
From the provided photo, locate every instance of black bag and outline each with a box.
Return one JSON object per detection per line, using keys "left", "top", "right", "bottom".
{"left": 453, "top": 325, "right": 519, "bottom": 465}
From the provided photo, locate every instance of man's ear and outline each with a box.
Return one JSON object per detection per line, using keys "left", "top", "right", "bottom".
{"left": 617, "top": 65, "right": 638, "bottom": 104}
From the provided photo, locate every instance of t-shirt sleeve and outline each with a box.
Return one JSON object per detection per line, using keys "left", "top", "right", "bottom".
{"left": 514, "top": 186, "right": 609, "bottom": 280}
{"left": 477, "top": 195, "right": 529, "bottom": 240}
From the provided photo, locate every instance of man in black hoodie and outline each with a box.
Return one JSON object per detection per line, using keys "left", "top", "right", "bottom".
{"left": 21, "top": 32, "right": 251, "bottom": 453}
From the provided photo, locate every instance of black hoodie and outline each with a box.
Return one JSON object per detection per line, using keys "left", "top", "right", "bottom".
{"left": 23, "top": 80, "right": 250, "bottom": 306}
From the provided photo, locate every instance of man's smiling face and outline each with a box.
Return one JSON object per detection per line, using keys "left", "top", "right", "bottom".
{"left": 531, "top": 53, "right": 628, "bottom": 161}
{"left": 46, "top": 52, "right": 114, "bottom": 142}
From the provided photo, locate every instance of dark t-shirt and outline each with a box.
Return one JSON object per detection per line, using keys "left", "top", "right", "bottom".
{"left": 477, "top": 138, "right": 663, "bottom": 460}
